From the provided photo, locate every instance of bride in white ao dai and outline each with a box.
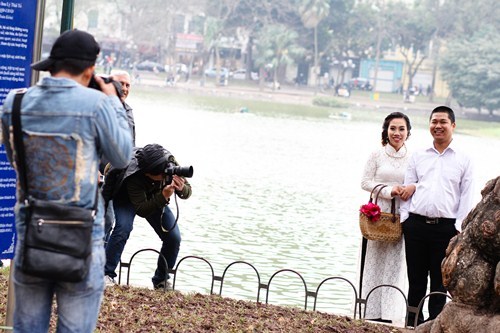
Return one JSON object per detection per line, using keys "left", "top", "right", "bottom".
{"left": 360, "top": 112, "right": 413, "bottom": 325}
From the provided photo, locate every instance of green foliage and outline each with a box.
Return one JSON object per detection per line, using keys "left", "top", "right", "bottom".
{"left": 387, "top": 2, "right": 435, "bottom": 53}
{"left": 204, "top": 17, "right": 223, "bottom": 48}
{"left": 383, "top": 1, "right": 436, "bottom": 89}
{"left": 299, "top": 0, "right": 330, "bottom": 28}
{"left": 50, "top": 0, "right": 500, "bottom": 108}
{"left": 441, "top": 29, "right": 500, "bottom": 113}
{"left": 106, "top": 0, "right": 177, "bottom": 47}
{"left": 312, "top": 96, "right": 349, "bottom": 108}
{"left": 320, "top": 0, "right": 378, "bottom": 64}
{"left": 254, "top": 24, "right": 305, "bottom": 69}
{"left": 441, "top": 0, "right": 500, "bottom": 38}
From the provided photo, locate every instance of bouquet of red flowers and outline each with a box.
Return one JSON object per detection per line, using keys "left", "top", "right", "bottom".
{"left": 359, "top": 202, "right": 381, "bottom": 222}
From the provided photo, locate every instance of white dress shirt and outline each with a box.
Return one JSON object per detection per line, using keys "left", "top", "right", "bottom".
{"left": 400, "top": 140, "right": 475, "bottom": 231}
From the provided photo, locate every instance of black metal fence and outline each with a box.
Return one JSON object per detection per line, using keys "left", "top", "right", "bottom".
{"left": 118, "top": 249, "right": 452, "bottom": 330}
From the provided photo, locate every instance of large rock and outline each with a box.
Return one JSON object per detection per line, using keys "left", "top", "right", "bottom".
{"left": 416, "top": 176, "right": 500, "bottom": 333}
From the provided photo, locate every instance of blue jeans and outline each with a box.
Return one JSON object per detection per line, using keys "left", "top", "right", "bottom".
{"left": 104, "top": 199, "right": 135, "bottom": 279}
{"left": 146, "top": 206, "right": 181, "bottom": 285}
{"left": 104, "top": 199, "right": 181, "bottom": 285}
{"left": 13, "top": 239, "right": 105, "bottom": 333}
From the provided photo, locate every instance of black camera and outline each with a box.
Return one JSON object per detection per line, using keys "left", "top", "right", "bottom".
{"left": 88, "top": 75, "right": 123, "bottom": 98}
{"left": 164, "top": 164, "right": 193, "bottom": 185}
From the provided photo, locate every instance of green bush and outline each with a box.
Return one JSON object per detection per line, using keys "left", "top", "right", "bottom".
{"left": 312, "top": 96, "right": 349, "bottom": 108}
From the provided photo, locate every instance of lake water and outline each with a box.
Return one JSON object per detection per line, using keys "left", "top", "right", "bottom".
{"left": 119, "top": 93, "right": 500, "bottom": 316}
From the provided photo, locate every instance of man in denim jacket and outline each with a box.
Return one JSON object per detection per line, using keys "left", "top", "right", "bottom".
{"left": 0, "top": 29, "right": 133, "bottom": 333}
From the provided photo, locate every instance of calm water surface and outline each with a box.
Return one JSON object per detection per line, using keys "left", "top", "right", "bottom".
{"left": 119, "top": 94, "right": 500, "bottom": 315}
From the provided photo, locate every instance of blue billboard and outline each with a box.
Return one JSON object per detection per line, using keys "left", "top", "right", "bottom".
{"left": 0, "top": 0, "right": 40, "bottom": 259}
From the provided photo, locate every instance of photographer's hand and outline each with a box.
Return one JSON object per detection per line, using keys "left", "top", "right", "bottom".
{"left": 94, "top": 75, "right": 118, "bottom": 97}
{"left": 161, "top": 176, "right": 186, "bottom": 201}
{"left": 162, "top": 183, "right": 175, "bottom": 200}
{"left": 172, "top": 175, "right": 185, "bottom": 191}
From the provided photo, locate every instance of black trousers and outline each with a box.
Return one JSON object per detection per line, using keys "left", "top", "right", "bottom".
{"left": 402, "top": 214, "right": 456, "bottom": 325}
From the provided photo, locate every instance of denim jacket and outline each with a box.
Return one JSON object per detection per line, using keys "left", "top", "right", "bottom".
{"left": 0, "top": 77, "right": 133, "bottom": 246}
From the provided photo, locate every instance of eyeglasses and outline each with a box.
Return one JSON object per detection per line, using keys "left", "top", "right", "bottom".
{"left": 118, "top": 81, "right": 130, "bottom": 89}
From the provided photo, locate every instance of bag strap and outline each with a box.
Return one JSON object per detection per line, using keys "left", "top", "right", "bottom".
{"left": 371, "top": 184, "right": 397, "bottom": 223}
{"left": 379, "top": 186, "right": 397, "bottom": 223}
{"left": 391, "top": 197, "right": 396, "bottom": 213}
{"left": 367, "top": 184, "right": 384, "bottom": 203}
{"left": 389, "top": 198, "right": 396, "bottom": 222}
{"left": 371, "top": 184, "right": 387, "bottom": 204}
{"left": 12, "top": 92, "right": 28, "bottom": 201}
{"left": 11, "top": 92, "right": 99, "bottom": 211}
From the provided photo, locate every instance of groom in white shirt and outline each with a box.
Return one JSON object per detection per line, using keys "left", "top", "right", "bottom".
{"left": 400, "top": 105, "right": 475, "bottom": 327}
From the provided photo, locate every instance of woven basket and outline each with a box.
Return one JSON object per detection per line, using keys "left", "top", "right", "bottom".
{"left": 359, "top": 184, "right": 402, "bottom": 243}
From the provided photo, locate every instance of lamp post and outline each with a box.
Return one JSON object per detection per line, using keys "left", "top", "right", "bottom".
{"left": 371, "top": 1, "right": 384, "bottom": 92}
{"left": 60, "top": 0, "right": 75, "bottom": 33}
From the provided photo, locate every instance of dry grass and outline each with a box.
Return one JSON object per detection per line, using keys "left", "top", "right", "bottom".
{"left": 1, "top": 267, "right": 409, "bottom": 332}
{"left": 96, "top": 285, "right": 405, "bottom": 333}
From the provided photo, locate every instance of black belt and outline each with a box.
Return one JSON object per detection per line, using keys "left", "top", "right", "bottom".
{"left": 409, "top": 213, "right": 455, "bottom": 225}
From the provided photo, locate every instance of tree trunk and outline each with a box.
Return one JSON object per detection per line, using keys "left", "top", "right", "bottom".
{"left": 273, "top": 64, "right": 279, "bottom": 91}
{"left": 314, "top": 26, "right": 318, "bottom": 94}
{"left": 429, "top": 37, "right": 440, "bottom": 103}
{"left": 416, "top": 176, "right": 500, "bottom": 332}
{"left": 246, "top": 37, "right": 253, "bottom": 80}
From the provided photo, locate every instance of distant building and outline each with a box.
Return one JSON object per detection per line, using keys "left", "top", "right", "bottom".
{"left": 359, "top": 59, "right": 403, "bottom": 93}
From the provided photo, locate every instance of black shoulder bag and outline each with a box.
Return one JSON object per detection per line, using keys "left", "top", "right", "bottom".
{"left": 12, "top": 92, "right": 97, "bottom": 282}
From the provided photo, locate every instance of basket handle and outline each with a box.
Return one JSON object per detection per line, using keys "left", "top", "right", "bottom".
{"left": 369, "top": 184, "right": 387, "bottom": 204}
{"left": 370, "top": 184, "right": 397, "bottom": 223}
{"left": 389, "top": 197, "right": 396, "bottom": 223}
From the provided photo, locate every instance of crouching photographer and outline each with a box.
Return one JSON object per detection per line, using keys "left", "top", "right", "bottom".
{"left": 103, "top": 143, "right": 192, "bottom": 289}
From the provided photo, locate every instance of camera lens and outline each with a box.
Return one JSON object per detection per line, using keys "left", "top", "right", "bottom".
{"left": 176, "top": 166, "right": 193, "bottom": 178}
{"left": 165, "top": 165, "right": 193, "bottom": 178}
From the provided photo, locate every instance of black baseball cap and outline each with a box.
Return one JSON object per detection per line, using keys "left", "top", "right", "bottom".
{"left": 31, "top": 29, "right": 100, "bottom": 71}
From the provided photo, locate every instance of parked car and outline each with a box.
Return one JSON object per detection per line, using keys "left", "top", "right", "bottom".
{"left": 232, "top": 69, "right": 259, "bottom": 80}
{"left": 336, "top": 83, "right": 351, "bottom": 97}
{"left": 348, "top": 77, "right": 372, "bottom": 91}
{"left": 204, "top": 67, "right": 231, "bottom": 78}
{"left": 135, "top": 60, "right": 165, "bottom": 72}
{"left": 165, "top": 63, "right": 188, "bottom": 74}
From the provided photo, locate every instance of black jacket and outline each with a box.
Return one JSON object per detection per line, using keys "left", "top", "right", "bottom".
{"left": 101, "top": 146, "right": 191, "bottom": 211}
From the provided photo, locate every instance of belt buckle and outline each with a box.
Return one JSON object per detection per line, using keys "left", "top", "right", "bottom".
{"left": 425, "top": 217, "right": 439, "bottom": 224}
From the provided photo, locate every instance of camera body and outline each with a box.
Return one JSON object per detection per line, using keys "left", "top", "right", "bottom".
{"left": 88, "top": 75, "right": 124, "bottom": 98}
{"left": 164, "top": 164, "right": 193, "bottom": 185}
